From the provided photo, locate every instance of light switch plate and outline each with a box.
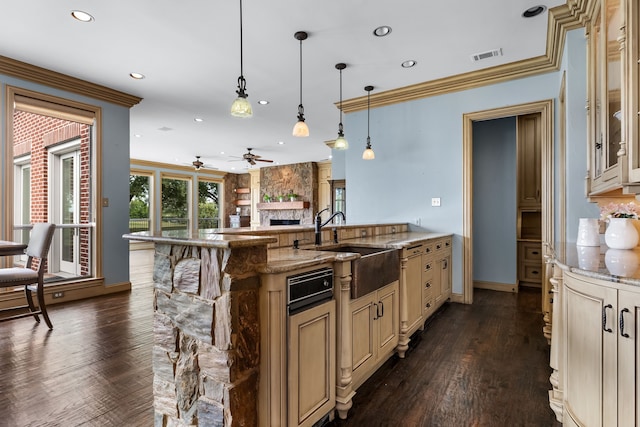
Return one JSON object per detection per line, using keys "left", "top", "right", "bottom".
{"left": 431, "top": 197, "right": 441, "bottom": 207}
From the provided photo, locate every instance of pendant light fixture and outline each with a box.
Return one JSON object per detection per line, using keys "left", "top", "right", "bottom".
{"left": 334, "top": 63, "right": 348, "bottom": 150}
{"left": 230, "top": 0, "right": 252, "bottom": 118}
{"left": 292, "top": 31, "right": 309, "bottom": 137}
{"left": 362, "top": 85, "right": 375, "bottom": 160}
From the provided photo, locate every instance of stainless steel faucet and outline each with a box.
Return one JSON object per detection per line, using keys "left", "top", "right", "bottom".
{"left": 315, "top": 209, "right": 345, "bottom": 245}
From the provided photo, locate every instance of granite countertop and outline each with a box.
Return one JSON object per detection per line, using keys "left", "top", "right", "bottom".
{"left": 124, "top": 229, "right": 453, "bottom": 274}
{"left": 122, "top": 230, "right": 277, "bottom": 248}
{"left": 554, "top": 243, "right": 640, "bottom": 285}
{"left": 263, "top": 231, "right": 453, "bottom": 274}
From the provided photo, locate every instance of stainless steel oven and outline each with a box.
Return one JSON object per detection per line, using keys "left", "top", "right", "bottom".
{"left": 286, "top": 267, "right": 333, "bottom": 315}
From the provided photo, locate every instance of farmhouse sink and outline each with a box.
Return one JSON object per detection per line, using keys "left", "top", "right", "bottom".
{"left": 309, "top": 245, "right": 400, "bottom": 299}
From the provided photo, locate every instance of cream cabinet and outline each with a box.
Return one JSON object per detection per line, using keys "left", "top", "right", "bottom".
{"left": 433, "top": 238, "right": 452, "bottom": 305}
{"left": 561, "top": 271, "right": 640, "bottom": 427}
{"left": 317, "top": 162, "right": 332, "bottom": 212}
{"left": 586, "top": 0, "right": 640, "bottom": 194}
{"left": 517, "top": 113, "right": 542, "bottom": 207}
{"left": 288, "top": 300, "right": 336, "bottom": 427}
{"left": 398, "top": 243, "right": 424, "bottom": 358}
{"left": 350, "top": 281, "right": 399, "bottom": 389}
{"left": 259, "top": 264, "right": 336, "bottom": 427}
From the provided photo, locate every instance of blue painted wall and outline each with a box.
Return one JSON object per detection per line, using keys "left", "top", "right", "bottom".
{"left": 340, "top": 28, "right": 596, "bottom": 294}
{"left": 472, "top": 117, "right": 517, "bottom": 285}
{"left": 0, "top": 75, "right": 131, "bottom": 287}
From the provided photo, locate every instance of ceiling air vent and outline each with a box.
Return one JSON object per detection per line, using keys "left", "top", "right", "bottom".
{"left": 471, "top": 48, "right": 503, "bottom": 62}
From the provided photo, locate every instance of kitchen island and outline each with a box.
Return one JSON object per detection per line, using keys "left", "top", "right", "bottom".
{"left": 124, "top": 224, "right": 452, "bottom": 426}
{"left": 547, "top": 244, "right": 640, "bottom": 426}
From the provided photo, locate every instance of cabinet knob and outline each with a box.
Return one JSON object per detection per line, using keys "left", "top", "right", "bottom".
{"left": 425, "top": 282, "right": 431, "bottom": 288}
{"left": 425, "top": 302, "right": 431, "bottom": 308}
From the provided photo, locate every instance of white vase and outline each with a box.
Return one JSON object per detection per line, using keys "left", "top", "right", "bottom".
{"left": 576, "top": 218, "right": 600, "bottom": 246}
{"left": 605, "top": 218, "right": 639, "bottom": 249}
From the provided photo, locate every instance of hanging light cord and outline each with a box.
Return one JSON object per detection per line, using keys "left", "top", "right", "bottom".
{"left": 338, "top": 68, "right": 344, "bottom": 134}
{"left": 366, "top": 89, "right": 371, "bottom": 146}
{"left": 237, "top": 0, "right": 247, "bottom": 96}
{"left": 297, "top": 37, "right": 304, "bottom": 119}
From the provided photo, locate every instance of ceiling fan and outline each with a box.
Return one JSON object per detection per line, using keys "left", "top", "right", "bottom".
{"left": 230, "top": 148, "right": 274, "bottom": 166}
{"left": 187, "top": 156, "right": 218, "bottom": 171}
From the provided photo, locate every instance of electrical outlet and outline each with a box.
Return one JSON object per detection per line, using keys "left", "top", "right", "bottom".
{"left": 53, "top": 291, "right": 64, "bottom": 299}
{"left": 431, "top": 197, "right": 441, "bottom": 207}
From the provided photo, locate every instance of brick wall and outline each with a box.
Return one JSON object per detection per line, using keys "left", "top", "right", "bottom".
{"left": 13, "top": 111, "right": 92, "bottom": 275}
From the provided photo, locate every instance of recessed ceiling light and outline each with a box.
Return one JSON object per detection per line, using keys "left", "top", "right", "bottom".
{"left": 401, "top": 60, "right": 417, "bottom": 68}
{"left": 194, "top": 117, "right": 204, "bottom": 123}
{"left": 231, "top": 167, "right": 236, "bottom": 170}
{"left": 220, "top": 151, "right": 225, "bottom": 155}
{"left": 522, "top": 5, "right": 546, "bottom": 18}
{"left": 277, "top": 141, "right": 285, "bottom": 145}
{"left": 71, "top": 10, "right": 94, "bottom": 22}
{"left": 373, "top": 26, "right": 392, "bottom": 37}
{"left": 130, "top": 72, "right": 145, "bottom": 80}
{"left": 134, "top": 134, "right": 143, "bottom": 138}
{"left": 258, "top": 100, "right": 269, "bottom": 105}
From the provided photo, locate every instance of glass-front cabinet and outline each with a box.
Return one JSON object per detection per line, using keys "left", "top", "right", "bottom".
{"left": 588, "top": 0, "right": 625, "bottom": 195}
{"left": 589, "top": 0, "right": 640, "bottom": 195}
{"left": 627, "top": 0, "right": 640, "bottom": 182}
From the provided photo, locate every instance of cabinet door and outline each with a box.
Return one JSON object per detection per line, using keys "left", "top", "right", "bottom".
{"left": 618, "top": 289, "right": 640, "bottom": 427}
{"left": 563, "top": 273, "right": 617, "bottom": 427}
{"left": 517, "top": 113, "right": 542, "bottom": 207}
{"left": 405, "top": 254, "right": 423, "bottom": 333}
{"left": 350, "top": 293, "right": 376, "bottom": 386}
{"left": 288, "top": 300, "right": 336, "bottom": 427}
{"left": 439, "top": 254, "right": 451, "bottom": 300}
{"left": 376, "top": 281, "right": 399, "bottom": 359}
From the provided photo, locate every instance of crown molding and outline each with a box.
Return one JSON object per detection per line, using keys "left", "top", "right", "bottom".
{"left": 341, "top": 1, "right": 589, "bottom": 113}
{"left": 131, "top": 158, "right": 228, "bottom": 176}
{"left": 0, "top": 55, "right": 142, "bottom": 108}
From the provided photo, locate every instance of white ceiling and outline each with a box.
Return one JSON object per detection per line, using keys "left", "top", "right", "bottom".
{"left": 0, "top": 0, "right": 565, "bottom": 173}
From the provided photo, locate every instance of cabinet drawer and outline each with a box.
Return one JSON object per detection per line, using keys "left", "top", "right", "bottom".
{"left": 423, "top": 260, "right": 435, "bottom": 275}
{"left": 423, "top": 242, "right": 435, "bottom": 256}
{"left": 520, "top": 264, "right": 542, "bottom": 282}
{"left": 424, "top": 296, "right": 435, "bottom": 317}
{"left": 402, "top": 243, "right": 424, "bottom": 257}
{"left": 521, "top": 242, "right": 542, "bottom": 262}
{"left": 423, "top": 278, "right": 434, "bottom": 300}
{"left": 434, "top": 238, "right": 451, "bottom": 252}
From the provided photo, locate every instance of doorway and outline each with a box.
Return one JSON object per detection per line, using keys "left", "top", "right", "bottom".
{"left": 462, "top": 100, "right": 554, "bottom": 304}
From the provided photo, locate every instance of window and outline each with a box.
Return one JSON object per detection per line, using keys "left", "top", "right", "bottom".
{"left": 161, "top": 176, "right": 191, "bottom": 231}
{"left": 7, "top": 89, "right": 97, "bottom": 281}
{"left": 198, "top": 179, "right": 221, "bottom": 230}
{"left": 129, "top": 173, "right": 152, "bottom": 232}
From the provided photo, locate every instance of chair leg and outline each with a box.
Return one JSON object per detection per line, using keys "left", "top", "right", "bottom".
{"left": 24, "top": 285, "right": 41, "bottom": 324}
{"left": 35, "top": 282, "right": 53, "bottom": 329}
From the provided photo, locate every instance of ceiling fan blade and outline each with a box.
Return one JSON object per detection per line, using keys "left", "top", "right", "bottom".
{"left": 255, "top": 158, "right": 273, "bottom": 163}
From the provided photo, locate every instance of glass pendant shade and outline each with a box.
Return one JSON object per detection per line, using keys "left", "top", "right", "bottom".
{"left": 362, "top": 137, "right": 375, "bottom": 159}
{"left": 362, "top": 148, "right": 375, "bottom": 160}
{"left": 292, "top": 119, "right": 309, "bottom": 137}
{"left": 231, "top": 94, "right": 253, "bottom": 117}
{"left": 334, "top": 135, "right": 348, "bottom": 150}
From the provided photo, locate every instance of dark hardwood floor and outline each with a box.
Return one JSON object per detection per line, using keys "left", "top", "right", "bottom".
{"left": 0, "top": 250, "right": 559, "bottom": 426}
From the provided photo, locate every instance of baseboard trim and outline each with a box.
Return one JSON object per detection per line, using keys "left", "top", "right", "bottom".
{"left": 450, "top": 293, "right": 465, "bottom": 304}
{"left": 474, "top": 281, "right": 518, "bottom": 293}
{"left": 0, "top": 279, "right": 132, "bottom": 310}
